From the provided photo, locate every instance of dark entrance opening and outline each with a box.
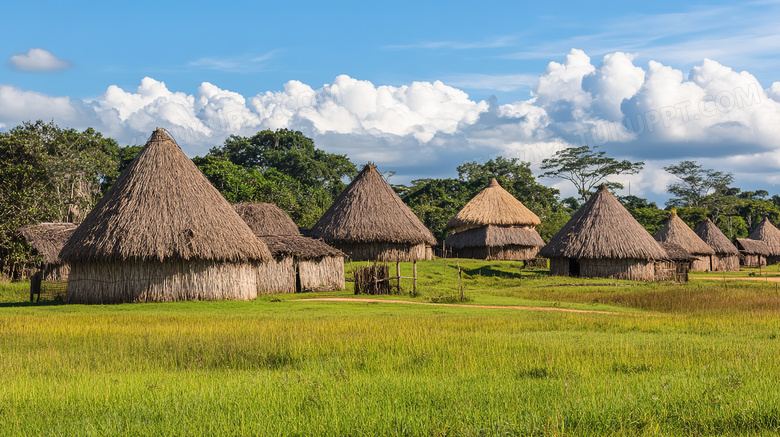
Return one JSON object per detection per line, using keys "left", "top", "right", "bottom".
{"left": 569, "top": 259, "right": 580, "bottom": 277}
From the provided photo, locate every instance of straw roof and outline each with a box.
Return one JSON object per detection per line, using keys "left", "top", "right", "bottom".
{"left": 694, "top": 218, "right": 740, "bottom": 255}
{"left": 539, "top": 184, "right": 667, "bottom": 260}
{"left": 659, "top": 242, "right": 697, "bottom": 261}
{"left": 18, "top": 222, "right": 78, "bottom": 265}
{"left": 654, "top": 211, "right": 714, "bottom": 255}
{"left": 446, "top": 178, "right": 541, "bottom": 232}
{"left": 61, "top": 129, "right": 270, "bottom": 263}
{"left": 747, "top": 217, "right": 780, "bottom": 255}
{"left": 445, "top": 225, "right": 544, "bottom": 250}
{"left": 734, "top": 238, "right": 771, "bottom": 256}
{"left": 234, "top": 203, "right": 300, "bottom": 236}
{"left": 310, "top": 164, "right": 436, "bottom": 245}
{"left": 234, "top": 203, "right": 345, "bottom": 260}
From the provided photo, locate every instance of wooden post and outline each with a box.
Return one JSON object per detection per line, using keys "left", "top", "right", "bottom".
{"left": 413, "top": 260, "right": 418, "bottom": 295}
{"left": 396, "top": 261, "right": 401, "bottom": 292}
{"left": 443, "top": 258, "right": 447, "bottom": 275}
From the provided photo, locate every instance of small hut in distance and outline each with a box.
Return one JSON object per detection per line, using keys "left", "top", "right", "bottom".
{"left": 694, "top": 218, "right": 740, "bottom": 271}
{"left": 656, "top": 242, "right": 697, "bottom": 282}
{"left": 654, "top": 211, "right": 714, "bottom": 271}
{"left": 310, "top": 164, "right": 436, "bottom": 261}
{"left": 734, "top": 238, "right": 770, "bottom": 268}
{"left": 747, "top": 217, "right": 780, "bottom": 265}
{"left": 60, "top": 129, "right": 271, "bottom": 304}
{"left": 445, "top": 178, "right": 544, "bottom": 260}
{"left": 18, "top": 222, "right": 78, "bottom": 282}
{"left": 235, "top": 203, "right": 345, "bottom": 293}
{"left": 540, "top": 184, "right": 668, "bottom": 281}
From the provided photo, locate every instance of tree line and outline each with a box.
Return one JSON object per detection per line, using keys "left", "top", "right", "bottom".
{"left": 2, "top": 120, "right": 778, "bottom": 279}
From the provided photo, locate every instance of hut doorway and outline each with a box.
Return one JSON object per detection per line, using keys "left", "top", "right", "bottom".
{"left": 569, "top": 259, "right": 580, "bottom": 277}
{"left": 294, "top": 260, "right": 302, "bottom": 293}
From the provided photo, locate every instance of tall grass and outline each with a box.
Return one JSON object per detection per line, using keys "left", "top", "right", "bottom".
{"left": 2, "top": 261, "right": 780, "bottom": 435}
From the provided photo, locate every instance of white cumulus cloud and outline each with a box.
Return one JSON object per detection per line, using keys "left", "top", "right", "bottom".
{"left": 9, "top": 48, "right": 73, "bottom": 72}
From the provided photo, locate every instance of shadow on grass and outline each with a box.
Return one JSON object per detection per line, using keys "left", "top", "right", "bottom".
{"left": 464, "top": 266, "right": 525, "bottom": 279}
{"left": 0, "top": 299, "right": 66, "bottom": 308}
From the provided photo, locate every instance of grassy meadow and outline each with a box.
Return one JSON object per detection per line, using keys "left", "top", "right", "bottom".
{"left": 2, "top": 260, "right": 780, "bottom": 435}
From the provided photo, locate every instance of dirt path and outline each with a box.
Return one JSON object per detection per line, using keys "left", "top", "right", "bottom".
{"left": 295, "top": 297, "right": 621, "bottom": 315}
{"left": 692, "top": 276, "right": 780, "bottom": 282}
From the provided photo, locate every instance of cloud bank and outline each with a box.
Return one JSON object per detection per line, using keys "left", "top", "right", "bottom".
{"left": 2, "top": 49, "right": 780, "bottom": 198}
{"left": 8, "top": 48, "right": 73, "bottom": 72}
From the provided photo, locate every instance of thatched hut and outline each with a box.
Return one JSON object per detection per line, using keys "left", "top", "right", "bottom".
{"left": 654, "top": 211, "right": 714, "bottom": 271}
{"left": 655, "top": 242, "right": 697, "bottom": 282}
{"left": 60, "top": 129, "right": 271, "bottom": 304}
{"left": 734, "top": 238, "right": 770, "bottom": 268}
{"left": 747, "top": 217, "right": 780, "bottom": 265}
{"left": 18, "top": 223, "right": 78, "bottom": 281}
{"left": 310, "top": 164, "right": 436, "bottom": 261}
{"left": 539, "top": 184, "right": 668, "bottom": 281}
{"left": 694, "top": 218, "right": 740, "bottom": 271}
{"left": 234, "top": 203, "right": 345, "bottom": 293}
{"left": 444, "top": 178, "right": 544, "bottom": 260}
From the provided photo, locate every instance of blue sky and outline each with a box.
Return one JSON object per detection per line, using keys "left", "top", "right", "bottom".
{"left": 2, "top": 0, "right": 780, "bottom": 202}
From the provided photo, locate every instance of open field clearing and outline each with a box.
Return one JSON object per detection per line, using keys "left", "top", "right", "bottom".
{"left": 2, "top": 260, "right": 780, "bottom": 435}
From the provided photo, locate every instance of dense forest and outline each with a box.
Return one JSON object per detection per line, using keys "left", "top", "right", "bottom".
{"left": 3, "top": 120, "right": 780, "bottom": 279}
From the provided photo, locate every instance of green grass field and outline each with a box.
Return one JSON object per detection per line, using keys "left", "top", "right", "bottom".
{"left": 2, "top": 260, "right": 780, "bottom": 436}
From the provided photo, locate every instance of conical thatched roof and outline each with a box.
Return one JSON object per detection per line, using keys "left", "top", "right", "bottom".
{"left": 539, "top": 184, "right": 667, "bottom": 260}
{"left": 310, "top": 164, "right": 436, "bottom": 245}
{"left": 19, "top": 222, "right": 78, "bottom": 265}
{"left": 444, "top": 225, "right": 544, "bottom": 249}
{"left": 234, "top": 203, "right": 300, "bottom": 236}
{"left": 654, "top": 211, "right": 714, "bottom": 256}
{"left": 447, "top": 178, "right": 541, "bottom": 232}
{"left": 747, "top": 217, "right": 780, "bottom": 256}
{"left": 694, "top": 218, "right": 740, "bottom": 255}
{"left": 61, "top": 129, "right": 270, "bottom": 263}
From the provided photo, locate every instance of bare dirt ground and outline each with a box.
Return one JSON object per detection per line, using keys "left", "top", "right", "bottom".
{"left": 295, "top": 297, "right": 620, "bottom": 314}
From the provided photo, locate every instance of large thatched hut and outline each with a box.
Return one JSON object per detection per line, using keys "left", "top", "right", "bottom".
{"left": 694, "top": 218, "right": 740, "bottom": 271}
{"left": 310, "top": 164, "right": 436, "bottom": 261}
{"left": 234, "top": 203, "right": 345, "bottom": 293}
{"left": 18, "top": 222, "right": 78, "bottom": 281}
{"left": 654, "top": 211, "right": 714, "bottom": 271}
{"left": 60, "top": 129, "right": 271, "bottom": 304}
{"left": 747, "top": 217, "right": 780, "bottom": 265}
{"left": 734, "top": 238, "right": 770, "bottom": 268}
{"left": 539, "top": 184, "right": 667, "bottom": 281}
{"left": 444, "top": 178, "right": 544, "bottom": 260}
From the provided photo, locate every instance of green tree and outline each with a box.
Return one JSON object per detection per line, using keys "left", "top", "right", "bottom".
{"left": 210, "top": 129, "right": 357, "bottom": 198}
{"left": 0, "top": 121, "right": 119, "bottom": 279}
{"left": 664, "top": 161, "right": 734, "bottom": 208}
{"left": 540, "top": 145, "right": 644, "bottom": 203}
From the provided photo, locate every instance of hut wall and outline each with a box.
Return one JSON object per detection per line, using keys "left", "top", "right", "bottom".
{"left": 67, "top": 260, "right": 259, "bottom": 304}
{"left": 453, "top": 245, "right": 540, "bottom": 261}
{"left": 257, "top": 257, "right": 296, "bottom": 294}
{"left": 549, "top": 257, "right": 571, "bottom": 276}
{"left": 580, "top": 258, "right": 656, "bottom": 281}
{"left": 43, "top": 263, "right": 70, "bottom": 282}
{"left": 654, "top": 261, "right": 690, "bottom": 282}
{"left": 691, "top": 255, "right": 712, "bottom": 272}
{"left": 333, "top": 242, "right": 432, "bottom": 261}
{"left": 299, "top": 256, "right": 345, "bottom": 291}
{"left": 713, "top": 254, "right": 739, "bottom": 272}
{"left": 741, "top": 254, "right": 766, "bottom": 268}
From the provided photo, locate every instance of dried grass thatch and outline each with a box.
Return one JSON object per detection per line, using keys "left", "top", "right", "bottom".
{"left": 19, "top": 223, "right": 78, "bottom": 265}
{"left": 655, "top": 242, "right": 695, "bottom": 282}
{"left": 447, "top": 178, "right": 541, "bottom": 233}
{"left": 654, "top": 212, "right": 715, "bottom": 256}
{"left": 234, "top": 202, "right": 300, "bottom": 236}
{"left": 694, "top": 218, "right": 740, "bottom": 255}
{"left": 659, "top": 242, "right": 697, "bottom": 261}
{"left": 61, "top": 129, "right": 270, "bottom": 303}
{"left": 540, "top": 184, "right": 667, "bottom": 260}
{"left": 444, "top": 225, "right": 543, "bottom": 260}
{"left": 748, "top": 217, "right": 780, "bottom": 257}
{"left": 61, "top": 129, "right": 270, "bottom": 264}
{"left": 310, "top": 164, "right": 436, "bottom": 246}
{"left": 735, "top": 238, "right": 771, "bottom": 256}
